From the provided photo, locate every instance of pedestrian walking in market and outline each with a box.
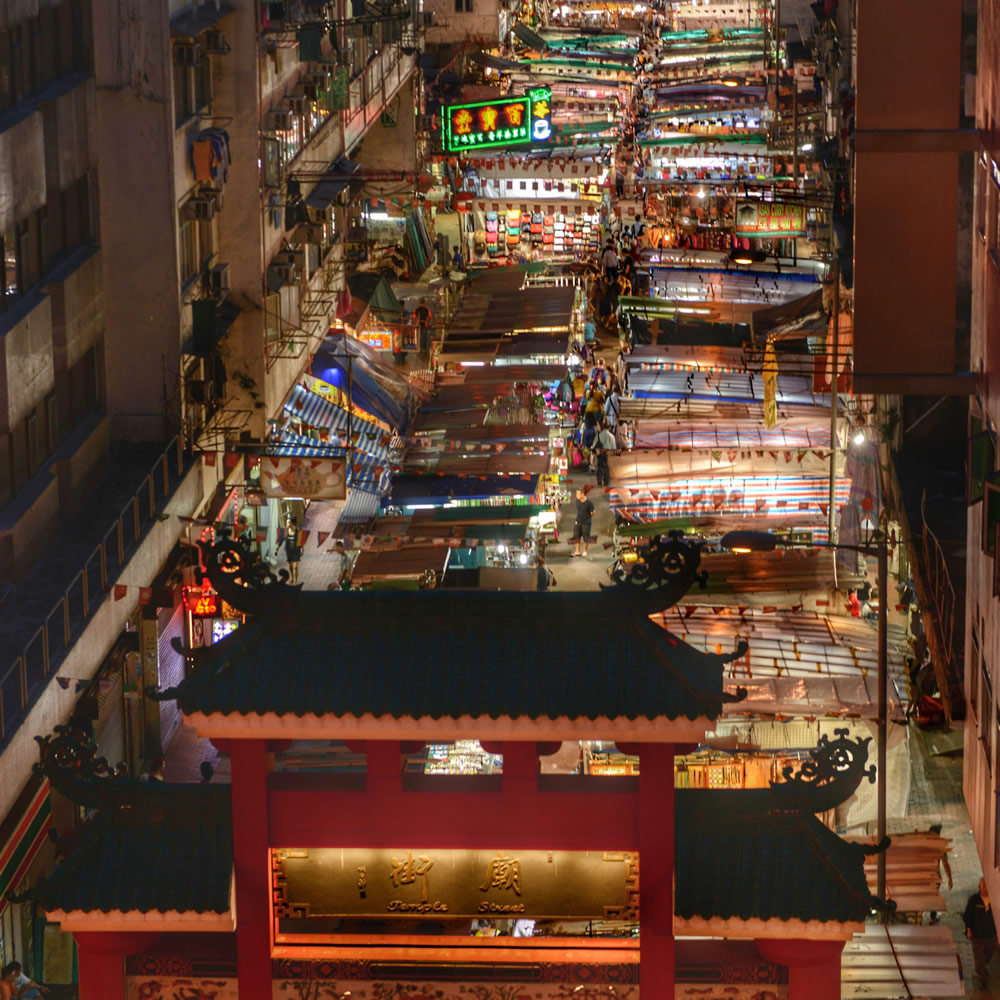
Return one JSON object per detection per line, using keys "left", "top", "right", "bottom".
{"left": 602, "top": 242, "right": 620, "bottom": 281}
{"left": 414, "top": 297, "right": 433, "bottom": 355}
{"left": 963, "top": 878, "right": 997, "bottom": 989}
{"left": 283, "top": 518, "right": 303, "bottom": 584}
{"left": 594, "top": 422, "right": 616, "bottom": 488}
{"left": 572, "top": 487, "right": 595, "bottom": 558}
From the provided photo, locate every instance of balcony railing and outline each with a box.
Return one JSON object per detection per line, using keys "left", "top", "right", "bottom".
{"left": 0, "top": 435, "right": 192, "bottom": 746}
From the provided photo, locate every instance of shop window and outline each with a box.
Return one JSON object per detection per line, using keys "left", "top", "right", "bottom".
{"left": 984, "top": 473, "right": 1000, "bottom": 556}
{"left": 968, "top": 416, "right": 995, "bottom": 504}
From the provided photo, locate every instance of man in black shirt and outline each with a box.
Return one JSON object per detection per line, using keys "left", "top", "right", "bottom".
{"left": 572, "top": 488, "right": 595, "bottom": 557}
{"left": 964, "top": 878, "right": 997, "bottom": 988}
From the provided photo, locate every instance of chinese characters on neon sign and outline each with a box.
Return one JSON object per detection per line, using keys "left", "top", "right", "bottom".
{"left": 183, "top": 585, "right": 218, "bottom": 617}
{"left": 444, "top": 88, "right": 553, "bottom": 153}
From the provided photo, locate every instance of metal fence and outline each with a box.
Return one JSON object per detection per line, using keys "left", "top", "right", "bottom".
{"left": 0, "top": 436, "right": 189, "bottom": 746}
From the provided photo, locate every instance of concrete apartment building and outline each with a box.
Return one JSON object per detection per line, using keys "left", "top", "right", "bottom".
{"left": 422, "top": 0, "right": 512, "bottom": 47}
{"left": 0, "top": 0, "right": 420, "bottom": 969}
{"left": 965, "top": 0, "right": 1000, "bottom": 903}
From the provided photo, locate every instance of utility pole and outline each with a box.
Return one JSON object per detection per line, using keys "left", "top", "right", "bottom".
{"left": 827, "top": 257, "right": 839, "bottom": 544}
{"left": 876, "top": 538, "right": 888, "bottom": 913}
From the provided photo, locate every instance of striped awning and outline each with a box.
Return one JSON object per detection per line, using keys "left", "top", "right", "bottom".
{"left": 274, "top": 425, "right": 402, "bottom": 467}
{"left": 267, "top": 442, "right": 392, "bottom": 495}
{"left": 609, "top": 474, "right": 851, "bottom": 539}
{"left": 634, "top": 423, "right": 831, "bottom": 450}
{"left": 0, "top": 776, "right": 50, "bottom": 911}
{"left": 284, "top": 384, "right": 399, "bottom": 457}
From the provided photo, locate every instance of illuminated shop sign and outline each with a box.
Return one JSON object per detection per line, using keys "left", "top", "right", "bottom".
{"left": 444, "top": 88, "right": 553, "bottom": 153}
{"left": 272, "top": 848, "right": 637, "bottom": 930}
{"left": 734, "top": 200, "right": 807, "bottom": 238}
{"left": 356, "top": 326, "right": 394, "bottom": 351}
{"left": 182, "top": 585, "right": 218, "bottom": 617}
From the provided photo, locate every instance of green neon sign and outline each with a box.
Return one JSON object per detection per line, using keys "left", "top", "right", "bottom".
{"left": 443, "top": 87, "right": 552, "bottom": 153}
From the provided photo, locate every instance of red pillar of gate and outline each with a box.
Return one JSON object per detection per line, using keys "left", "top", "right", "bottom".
{"left": 231, "top": 739, "right": 272, "bottom": 1000}
{"left": 639, "top": 743, "right": 675, "bottom": 991}
{"left": 757, "top": 938, "right": 845, "bottom": 1000}
{"left": 74, "top": 932, "right": 160, "bottom": 1000}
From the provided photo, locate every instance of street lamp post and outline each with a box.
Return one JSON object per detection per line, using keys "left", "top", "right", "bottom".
{"left": 721, "top": 528, "right": 889, "bottom": 914}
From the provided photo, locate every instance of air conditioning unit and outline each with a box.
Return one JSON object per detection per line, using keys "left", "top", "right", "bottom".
{"left": 187, "top": 196, "right": 216, "bottom": 221}
{"left": 202, "top": 187, "right": 225, "bottom": 211}
{"left": 208, "top": 262, "right": 231, "bottom": 297}
{"left": 203, "top": 29, "right": 229, "bottom": 54}
{"left": 267, "top": 108, "right": 294, "bottom": 131}
{"left": 287, "top": 94, "right": 307, "bottom": 115}
{"left": 421, "top": 11, "right": 435, "bottom": 24}
{"left": 273, "top": 262, "right": 299, "bottom": 285}
{"left": 416, "top": 113, "right": 435, "bottom": 132}
{"left": 281, "top": 248, "right": 306, "bottom": 269}
{"left": 186, "top": 379, "right": 214, "bottom": 404}
{"left": 174, "top": 41, "right": 201, "bottom": 67}
{"left": 294, "top": 224, "right": 325, "bottom": 244}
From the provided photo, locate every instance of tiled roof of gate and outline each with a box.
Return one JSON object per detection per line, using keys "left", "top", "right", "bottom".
{"left": 29, "top": 785, "right": 232, "bottom": 915}
{"left": 675, "top": 788, "right": 877, "bottom": 926}
{"left": 162, "top": 591, "right": 728, "bottom": 722}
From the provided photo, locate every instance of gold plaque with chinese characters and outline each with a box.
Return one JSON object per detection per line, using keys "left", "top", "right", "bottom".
{"left": 271, "top": 848, "right": 638, "bottom": 927}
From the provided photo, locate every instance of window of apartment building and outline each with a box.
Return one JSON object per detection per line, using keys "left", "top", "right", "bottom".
{"left": 981, "top": 655, "right": 994, "bottom": 773}
{"left": 454, "top": 0, "right": 474, "bottom": 11}
{"left": 2, "top": 227, "right": 19, "bottom": 306}
{"left": 992, "top": 162, "right": 1000, "bottom": 269}
{"left": 0, "top": 433, "right": 10, "bottom": 508}
{"left": 10, "top": 19, "right": 37, "bottom": 102}
{"left": 0, "top": 172, "right": 93, "bottom": 313}
{"left": 0, "top": 1, "right": 87, "bottom": 110}
{"left": 984, "top": 474, "right": 1000, "bottom": 556}
{"left": 173, "top": 49, "right": 212, "bottom": 127}
{"left": 972, "top": 623, "right": 981, "bottom": 719}
{"left": 995, "top": 716, "right": 1000, "bottom": 867}
{"left": 969, "top": 413, "right": 996, "bottom": 505}
{"left": 69, "top": 344, "right": 101, "bottom": 424}
{"left": 179, "top": 218, "right": 200, "bottom": 285}
{"left": 46, "top": 392, "right": 59, "bottom": 451}
{"left": 977, "top": 156, "right": 988, "bottom": 241}
{"left": 178, "top": 212, "right": 214, "bottom": 287}
{"left": 16, "top": 213, "right": 42, "bottom": 292}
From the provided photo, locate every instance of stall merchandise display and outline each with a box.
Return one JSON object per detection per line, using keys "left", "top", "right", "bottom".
{"left": 474, "top": 208, "right": 600, "bottom": 257}
{"left": 423, "top": 740, "right": 503, "bottom": 775}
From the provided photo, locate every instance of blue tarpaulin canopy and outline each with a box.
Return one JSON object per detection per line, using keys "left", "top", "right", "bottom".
{"left": 310, "top": 332, "right": 416, "bottom": 431}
